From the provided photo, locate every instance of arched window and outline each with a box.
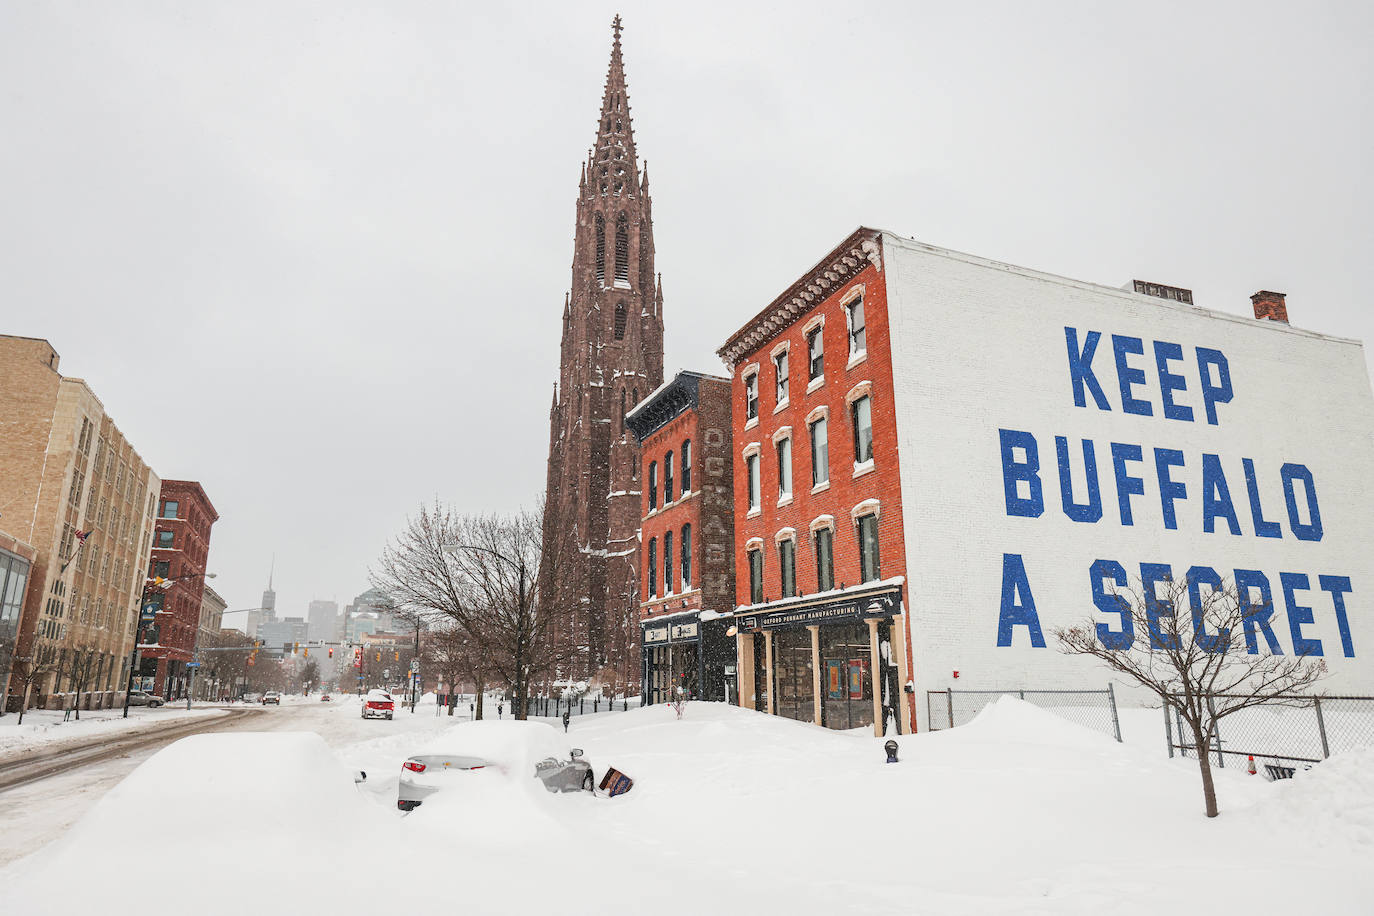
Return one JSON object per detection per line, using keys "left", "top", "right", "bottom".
{"left": 595, "top": 214, "right": 606, "bottom": 284}
{"left": 648, "top": 461, "right": 658, "bottom": 511}
{"left": 614, "top": 302, "right": 627, "bottom": 340}
{"left": 620, "top": 389, "right": 627, "bottom": 432}
{"left": 664, "top": 451, "right": 674, "bottom": 504}
{"left": 681, "top": 523, "right": 691, "bottom": 591}
{"left": 681, "top": 439, "right": 691, "bottom": 493}
{"left": 614, "top": 213, "right": 629, "bottom": 282}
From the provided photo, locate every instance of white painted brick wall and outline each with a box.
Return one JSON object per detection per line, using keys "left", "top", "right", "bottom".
{"left": 880, "top": 233, "right": 1374, "bottom": 729}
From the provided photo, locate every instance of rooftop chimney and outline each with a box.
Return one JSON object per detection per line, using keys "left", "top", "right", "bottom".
{"left": 1251, "top": 290, "right": 1288, "bottom": 323}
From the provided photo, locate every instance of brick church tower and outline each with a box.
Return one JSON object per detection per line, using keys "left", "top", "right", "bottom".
{"left": 540, "top": 17, "right": 664, "bottom": 685}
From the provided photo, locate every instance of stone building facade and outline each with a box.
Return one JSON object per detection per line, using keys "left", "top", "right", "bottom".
{"left": 540, "top": 18, "right": 664, "bottom": 685}
{"left": 143, "top": 479, "right": 218, "bottom": 698}
{"left": 627, "top": 371, "right": 736, "bottom": 704}
{"left": 0, "top": 334, "right": 160, "bottom": 710}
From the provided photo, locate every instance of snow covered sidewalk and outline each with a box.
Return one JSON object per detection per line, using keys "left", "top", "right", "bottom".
{"left": 1, "top": 697, "right": 1369, "bottom": 914}
{"left": 0, "top": 703, "right": 229, "bottom": 759}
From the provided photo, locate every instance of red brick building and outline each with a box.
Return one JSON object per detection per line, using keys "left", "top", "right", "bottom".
{"left": 142, "top": 479, "right": 218, "bottom": 698}
{"left": 539, "top": 17, "right": 664, "bottom": 686}
{"left": 717, "top": 229, "right": 915, "bottom": 736}
{"left": 626, "top": 371, "right": 735, "bottom": 704}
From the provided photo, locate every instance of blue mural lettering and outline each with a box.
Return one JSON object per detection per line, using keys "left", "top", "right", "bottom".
{"left": 1281, "top": 572, "right": 1323, "bottom": 658}
{"left": 1111, "top": 442, "right": 1145, "bottom": 526}
{"left": 1090, "top": 559, "right": 1133, "bottom": 649}
{"left": 1318, "top": 575, "right": 1356, "bottom": 658}
{"left": 1281, "top": 463, "right": 1323, "bottom": 542}
{"left": 1200, "top": 453, "right": 1241, "bottom": 535}
{"left": 1153, "top": 448, "right": 1187, "bottom": 530}
{"left": 1065, "top": 327, "right": 1111, "bottom": 410}
{"left": 1186, "top": 565, "right": 1228, "bottom": 653}
{"left": 999, "top": 429, "right": 1044, "bottom": 518}
{"left": 1112, "top": 335, "right": 1153, "bottom": 417}
{"left": 1056, "top": 436, "right": 1102, "bottom": 523}
{"left": 997, "top": 553, "right": 1046, "bottom": 648}
{"left": 1196, "top": 347, "right": 1233, "bottom": 426}
{"left": 1242, "top": 458, "right": 1283, "bottom": 539}
{"left": 1140, "top": 562, "right": 1179, "bottom": 650}
{"left": 1153, "top": 340, "right": 1194, "bottom": 422}
{"left": 1235, "top": 568, "right": 1283, "bottom": 655}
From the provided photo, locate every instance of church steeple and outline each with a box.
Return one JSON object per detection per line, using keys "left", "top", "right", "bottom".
{"left": 587, "top": 14, "right": 639, "bottom": 199}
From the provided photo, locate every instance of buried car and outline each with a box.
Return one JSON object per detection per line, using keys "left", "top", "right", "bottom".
{"left": 397, "top": 720, "right": 594, "bottom": 811}
{"left": 361, "top": 689, "right": 395, "bottom": 720}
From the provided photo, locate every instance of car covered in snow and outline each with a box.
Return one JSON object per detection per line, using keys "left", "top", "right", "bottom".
{"left": 126, "top": 690, "right": 165, "bottom": 707}
{"left": 320, "top": 693, "right": 332, "bottom": 702}
{"left": 261, "top": 691, "right": 282, "bottom": 705}
{"left": 361, "top": 689, "right": 394, "bottom": 720}
{"left": 396, "top": 720, "right": 592, "bottom": 811}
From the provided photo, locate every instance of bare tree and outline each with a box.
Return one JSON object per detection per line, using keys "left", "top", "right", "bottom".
{"left": 66, "top": 648, "right": 103, "bottom": 720}
{"left": 8, "top": 656, "right": 52, "bottom": 725}
{"left": 372, "top": 501, "right": 562, "bottom": 721}
{"left": 1055, "top": 572, "right": 1327, "bottom": 817}
{"left": 424, "top": 623, "right": 492, "bottom": 717}
{"left": 300, "top": 659, "right": 320, "bottom": 694}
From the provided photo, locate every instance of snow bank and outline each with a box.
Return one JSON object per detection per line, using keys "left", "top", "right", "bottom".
{"left": 1267, "top": 746, "right": 1374, "bottom": 848}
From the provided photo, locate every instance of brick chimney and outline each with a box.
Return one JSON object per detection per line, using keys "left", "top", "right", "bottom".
{"left": 1251, "top": 290, "right": 1288, "bottom": 323}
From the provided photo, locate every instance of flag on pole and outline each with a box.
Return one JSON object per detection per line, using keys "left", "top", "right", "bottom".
{"left": 60, "top": 529, "right": 94, "bottom": 574}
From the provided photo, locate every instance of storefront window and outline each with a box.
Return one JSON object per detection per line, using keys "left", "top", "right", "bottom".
{"left": 820, "top": 623, "right": 873, "bottom": 730}
{"left": 773, "top": 627, "right": 813, "bottom": 723}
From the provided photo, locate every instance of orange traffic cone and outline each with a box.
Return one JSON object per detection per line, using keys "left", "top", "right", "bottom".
{"left": 1247, "top": 755, "right": 1257, "bottom": 775}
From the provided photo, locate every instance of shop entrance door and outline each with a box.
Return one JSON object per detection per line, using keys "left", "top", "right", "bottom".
{"left": 819, "top": 623, "right": 874, "bottom": 731}
{"left": 752, "top": 633, "right": 767, "bottom": 713}
{"left": 773, "top": 628, "right": 814, "bottom": 723}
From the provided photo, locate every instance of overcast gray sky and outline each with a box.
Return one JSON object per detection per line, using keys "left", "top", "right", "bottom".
{"left": 3, "top": 1, "right": 1370, "bottom": 627}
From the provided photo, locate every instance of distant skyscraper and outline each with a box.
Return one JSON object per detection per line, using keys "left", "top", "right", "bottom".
{"left": 260, "top": 559, "right": 277, "bottom": 622}
{"left": 307, "top": 599, "right": 340, "bottom": 643}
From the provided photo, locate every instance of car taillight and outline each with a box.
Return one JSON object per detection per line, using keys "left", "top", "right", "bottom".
{"left": 403, "top": 761, "right": 426, "bottom": 773}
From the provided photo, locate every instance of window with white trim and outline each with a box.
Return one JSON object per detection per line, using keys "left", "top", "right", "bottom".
{"left": 648, "top": 461, "right": 658, "bottom": 510}
{"left": 748, "top": 547, "right": 764, "bottom": 604}
{"left": 779, "top": 537, "right": 797, "bottom": 599}
{"left": 647, "top": 537, "right": 658, "bottom": 597}
{"left": 774, "top": 349, "right": 789, "bottom": 403}
{"left": 846, "top": 293, "right": 866, "bottom": 355}
{"left": 664, "top": 450, "right": 675, "bottom": 504}
{"left": 681, "top": 523, "right": 691, "bottom": 591}
{"left": 745, "top": 372, "right": 759, "bottom": 421}
{"left": 857, "top": 513, "right": 880, "bottom": 582}
{"left": 851, "top": 395, "right": 873, "bottom": 464}
{"left": 810, "top": 417, "right": 829, "bottom": 486}
{"left": 807, "top": 325, "right": 824, "bottom": 381}
{"left": 746, "top": 453, "right": 760, "bottom": 511}
{"left": 681, "top": 439, "right": 691, "bottom": 493}
{"left": 814, "top": 526, "right": 835, "bottom": 591}
{"left": 664, "top": 529, "right": 674, "bottom": 595}
{"left": 776, "top": 436, "right": 792, "bottom": 499}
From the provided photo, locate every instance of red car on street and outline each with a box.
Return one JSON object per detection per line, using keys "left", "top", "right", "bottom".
{"left": 361, "top": 689, "right": 394, "bottom": 720}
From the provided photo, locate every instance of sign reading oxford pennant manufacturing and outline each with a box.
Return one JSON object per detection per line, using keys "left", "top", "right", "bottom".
{"left": 739, "top": 586, "right": 902, "bottom": 632}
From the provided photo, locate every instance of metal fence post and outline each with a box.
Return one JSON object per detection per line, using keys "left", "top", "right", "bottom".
{"left": 1314, "top": 698, "right": 1331, "bottom": 759}
{"left": 1207, "top": 696, "right": 1223, "bottom": 767}
{"left": 1107, "top": 682, "right": 1122, "bottom": 743}
{"left": 946, "top": 688, "right": 954, "bottom": 729}
{"left": 1163, "top": 699, "right": 1174, "bottom": 758}
{"left": 926, "top": 691, "right": 933, "bottom": 730}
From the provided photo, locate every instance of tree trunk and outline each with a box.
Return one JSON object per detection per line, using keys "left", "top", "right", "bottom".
{"left": 1191, "top": 722, "right": 1220, "bottom": 818}
{"left": 475, "top": 681, "right": 485, "bottom": 721}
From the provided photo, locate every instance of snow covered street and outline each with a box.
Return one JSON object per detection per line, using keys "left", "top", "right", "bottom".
{"left": 0, "top": 696, "right": 1370, "bottom": 914}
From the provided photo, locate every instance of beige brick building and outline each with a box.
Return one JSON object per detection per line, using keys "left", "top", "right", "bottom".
{"left": 0, "top": 335, "right": 160, "bottom": 710}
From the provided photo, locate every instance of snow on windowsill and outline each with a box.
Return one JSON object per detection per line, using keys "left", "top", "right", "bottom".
{"left": 811, "top": 480, "right": 831, "bottom": 495}
{"left": 776, "top": 493, "right": 793, "bottom": 508}
{"left": 744, "top": 416, "right": 759, "bottom": 431}
{"left": 847, "top": 349, "right": 868, "bottom": 370}
{"left": 853, "top": 460, "right": 876, "bottom": 478}
{"left": 806, "top": 376, "right": 824, "bottom": 394}
{"left": 772, "top": 398, "right": 789, "bottom": 415}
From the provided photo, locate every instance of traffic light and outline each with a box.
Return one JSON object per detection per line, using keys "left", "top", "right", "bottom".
{"left": 247, "top": 656, "right": 255, "bottom": 667}
{"left": 394, "top": 650, "right": 399, "bottom": 661}
{"left": 328, "top": 647, "right": 334, "bottom": 658}
{"left": 303, "top": 648, "right": 309, "bottom": 657}
{"left": 293, "top": 642, "right": 299, "bottom": 656}
{"left": 375, "top": 651, "right": 381, "bottom": 662}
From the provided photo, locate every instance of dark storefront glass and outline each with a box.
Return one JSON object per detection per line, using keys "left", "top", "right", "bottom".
{"left": 647, "top": 642, "right": 699, "bottom": 704}
{"left": 0, "top": 551, "right": 31, "bottom": 705}
{"left": 819, "top": 623, "right": 873, "bottom": 730}
{"left": 773, "top": 628, "right": 814, "bottom": 724}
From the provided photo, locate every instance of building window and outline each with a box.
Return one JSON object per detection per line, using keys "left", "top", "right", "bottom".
{"left": 156, "top": 530, "right": 174, "bottom": 548}
{"left": 745, "top": 372, "right": 758, "bottom": 421}
{"left": 807, "top": 326, "right": 824, "bottom": 380}
{"left": 681, "top": 523, "right": 691, "bottom": 591}
{"left": 852, "top": 395, "right": 873, "bottom": 464}
{"left": 810, "top": 417, "right": 829, "bottom": 486}
{"left": 776, "top": 437, "right": 792, "bottom": 498}
{"left": 774, "top": 350, "right": 789, "bottom": 403}
{"left": 815, "top": 527, "right": 835, "bottom": 591}
{"left": 857, "top": 514, "right": 880, "bottom": 582}
{"left": 664, "top": 451, "right": 675, "bottom": 504}
{"left": 746, "top": 454, "right": 760, "bottom": 511}
{"left": 614, "top": 302, "right": 627, "bottom": 340}
{"left": 620, "top": 390, "right": 627, "bottom": 432}
{"left": 779, "top": 538, "right": 796, "bottom": 599}
{"left": 680, "top": 439, "right": 691, "bottom": 493}
{"left": 153, "top": 560, "right": 170, "bottom": 579}
{"left": 595, "top": 214, "right": 606, "bottom": 284}
{"left": 161, "top": 500, "right": 179, "bottom": 519}
{"left": 614, "top": 213, "right": 629, "bottom": 283}
{"left": 749, "top": 548, "right": 764, "bottom": 604}
{"left": 664, "top": 530, "right": 674, "bottom": 595}
{"left": 648, "top": 461, "right": 658, "bottom": 511}
{"left": 648, "top": 538, "right": 657, "bottom": 598}
{"left": 846, "top": 293, "right": 866, "bottom": 355}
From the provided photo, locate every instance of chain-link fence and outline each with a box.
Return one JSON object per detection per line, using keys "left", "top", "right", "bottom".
{"left": 926, "top": 687, "right": 1122, "bottom": 741}
{"left": 1166, "top": 694, "right": 1374, "bottom": 777}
